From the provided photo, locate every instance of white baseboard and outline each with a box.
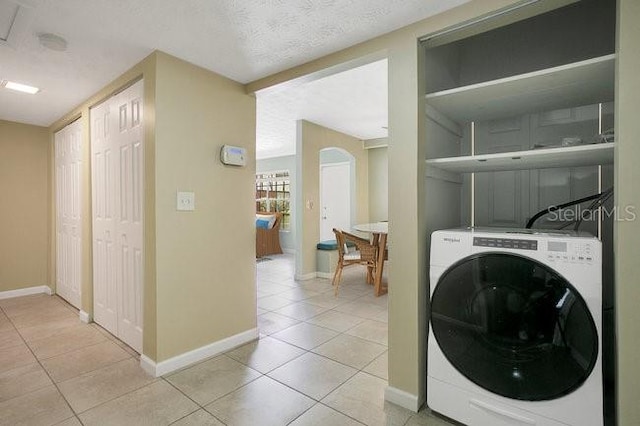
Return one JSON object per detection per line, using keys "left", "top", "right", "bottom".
{"left": 0, "top": 285, "right": 52, "bottom": 300}
{"left": 140, "top": 328, "right": 259, "bottom": 377}
{"left": 316, "top": 272, "right": 333, "bottom": 279}
{"left": 139, "top": 355, "right": 157, "bottom": 377}
{"left": 385, "top": 386, "right": 422, "bottom": 412}
{"left": 79, "top": 310, "right": 92, "bottom": 323}
{"left": 294, "top": 272, "right": 317, "bottom": 281}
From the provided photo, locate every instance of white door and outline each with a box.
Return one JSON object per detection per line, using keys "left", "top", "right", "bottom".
{"left": 55, "top": 119, "right": 82, "bottom": 308}
{"left": 320, "top": 162, "right": 351, "bottom": 241}
{"left": 91, "top": 80, "right": 144, "bottom": 353}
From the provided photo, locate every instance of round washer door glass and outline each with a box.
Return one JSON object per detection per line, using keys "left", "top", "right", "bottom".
{"left": 431, "top": 253, "right": 598, "bottom": 401}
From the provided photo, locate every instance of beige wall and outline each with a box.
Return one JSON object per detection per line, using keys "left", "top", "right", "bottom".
{"left": 0, "top": 121, "right": 49, "bottom": 292}
{"left": 614, "top": 0, "right": 640, "bottom": 423}
{"left": 50, "top": 52, "right": 158, "bottom": 358}
{"left": 296, "top": 120, "right": 368, "bottom": 276}
{"left": 246, "top": 0, "right": 593, "bottom": 410}
{"left": 153, "top": 52, "right": 256, "bottom": 361}
{"left": 368, "top": 146, "right": 388, "bottom": 222}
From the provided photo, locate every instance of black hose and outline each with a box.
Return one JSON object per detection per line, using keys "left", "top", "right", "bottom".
{"left": 574, "top": 189, "right": 614, "bottom": 231}
{"left": 525, "top": 188, "right": 614, "bottom": 229}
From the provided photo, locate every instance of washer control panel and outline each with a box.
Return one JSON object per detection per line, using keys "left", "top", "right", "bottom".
{"left": 472, "top": 235, "right": 596, "bottom": 265}
{"left": 546, "top": 240, "right": 594, "bottom": 264}
{"left": 473, "top": 237, "right": 538, "bottom": 251}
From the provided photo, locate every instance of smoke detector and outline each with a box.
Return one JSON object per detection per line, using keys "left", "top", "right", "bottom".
{"left": 38, "top": 33, "right": 67, "bottom": 51}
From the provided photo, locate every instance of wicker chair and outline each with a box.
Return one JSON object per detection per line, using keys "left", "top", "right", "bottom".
{"left": 331, "top": 228, "right": 378, "bottom": 296}
{"left": 256, "top": 212, "right": 283, "bottom": 258}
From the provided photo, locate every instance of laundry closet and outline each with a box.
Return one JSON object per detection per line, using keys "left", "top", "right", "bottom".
{"left": 422, "top": 0, "right": 616, "bottom": 424}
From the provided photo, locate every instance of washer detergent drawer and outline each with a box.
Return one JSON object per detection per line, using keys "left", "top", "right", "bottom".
{"left": 428, "top": 377, "right": 566, "bottom": 426}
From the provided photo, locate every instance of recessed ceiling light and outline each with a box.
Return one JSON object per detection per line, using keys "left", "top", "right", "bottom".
{"left": 2, "top": 80, "right": 40, "bottom": 94}
{"left": 38, "top": 32, "right": 67, "bottom": 52}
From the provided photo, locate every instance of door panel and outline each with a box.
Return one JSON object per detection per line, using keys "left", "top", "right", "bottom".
{"left": 115, "top": 86, "right": 144, "bottom": 352}
{"left": 91, "top": 103, "right": 118, "bottom": 333}
{"left": 55, "top": 119, "right": 82, "bottom": 308}
{"left": 91, "top": 80, "right": 144, "bottom": 353}
{"left": 320, "top": 162, "right": 351, "bottom": 241}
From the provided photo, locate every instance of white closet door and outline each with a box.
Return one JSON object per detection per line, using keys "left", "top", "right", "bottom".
{"left": 113, "top": 83, "right": 144, "bottom": 352}
{"left": 55, "top": 120, "right": 82, "bottom": 308}
{"left": 91, "top": 80, "right": 144, "bottom": 353}
{"left": 91, "top": 100, "right": 118, "bottom": 334}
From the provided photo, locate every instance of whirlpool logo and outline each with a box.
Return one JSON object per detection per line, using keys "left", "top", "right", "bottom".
{"left": 442, "top": 237, "right": 461, "bottom": 243}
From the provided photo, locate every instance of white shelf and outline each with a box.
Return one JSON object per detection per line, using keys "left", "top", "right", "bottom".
{"left": 425, "top": 143, "right": 614, "bottom": 174}
{"left": 425, "top": 55, "right": 615, "bottom": 123}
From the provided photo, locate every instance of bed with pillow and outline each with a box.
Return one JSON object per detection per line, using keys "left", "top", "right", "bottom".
{"left": 256, "top": 212, "right": 283, "bottom": 257}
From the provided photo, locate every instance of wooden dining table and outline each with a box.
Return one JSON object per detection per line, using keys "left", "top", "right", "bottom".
{"left": 353, "top": 222, "right": 388, "bottom": 296}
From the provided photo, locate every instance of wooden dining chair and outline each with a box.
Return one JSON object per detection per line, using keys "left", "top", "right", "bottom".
{"left": 332, "top": 228, "right": 378, "bottom": 296}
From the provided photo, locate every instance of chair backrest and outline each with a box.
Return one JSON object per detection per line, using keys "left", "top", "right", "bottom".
{"left": 333, "top": 228, "right": 378, "bottom": 263}
{"left": 333, "top": 228, "right": 347, "bottom": 260}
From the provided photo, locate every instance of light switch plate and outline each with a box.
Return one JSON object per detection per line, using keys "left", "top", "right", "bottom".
{"left": 177, "top": 191, "right": 195, "bottom": 211}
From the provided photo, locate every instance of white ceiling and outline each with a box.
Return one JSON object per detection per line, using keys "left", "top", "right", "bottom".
{"left": 0, "top": 0, "right": 469, "bottom": 127}
{"left": 257, "top": 59, "right": 388, "bottom": 159}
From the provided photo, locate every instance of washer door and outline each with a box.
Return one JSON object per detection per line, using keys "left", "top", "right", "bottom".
{"left": 430, "top": 253, "right": 598, "bottom": 401}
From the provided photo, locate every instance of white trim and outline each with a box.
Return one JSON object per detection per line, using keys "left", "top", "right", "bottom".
{"left": 294, "top": 272, "right": 316, "bottom": 281}
{"left": 363, "top": 138, "right": 388, "bottom": 150}
{"left": 79, "top": 310, "right": 92, "bottom": 323}
{"left": 385, "top": 386, "right": 422, "bottom": 412}
{"left": 316, "top": 272, "right": 333, "bottom": 279}
{"left": 139, "top": 328, "right": 259, "bottom": 377}
{"left": 0, "top": 285, "right": 52, "bottom": 300}
{"left": 139, "top": 355, "right": 157, "bottom": 377}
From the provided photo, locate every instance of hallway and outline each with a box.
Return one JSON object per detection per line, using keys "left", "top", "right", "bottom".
{"left": 0, "top": 258, "right": 449, "bottom": 425}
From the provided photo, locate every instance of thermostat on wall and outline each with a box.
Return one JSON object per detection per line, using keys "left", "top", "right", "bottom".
{"left": 220, "top": 145, "right": 246, "bottom": 167}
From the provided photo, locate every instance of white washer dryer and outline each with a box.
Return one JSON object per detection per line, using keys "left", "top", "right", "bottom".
{"left": 428, "top": 228, "right": 602, "bottom": 426}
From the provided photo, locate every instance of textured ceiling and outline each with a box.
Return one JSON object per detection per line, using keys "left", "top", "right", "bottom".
{"left": 0, "top": 0, "right": 469, "bottom": 127}
{"left": 257, "top": 59, "right": 388, "bottom": 159}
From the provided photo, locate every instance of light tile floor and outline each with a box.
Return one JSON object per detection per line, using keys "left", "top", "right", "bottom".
{"left": 0, "top": 254, "right": 453, "bottom": 425}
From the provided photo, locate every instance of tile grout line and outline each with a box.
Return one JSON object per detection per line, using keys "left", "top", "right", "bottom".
{"left": 267, "top": 331, "right": 387, "bottom": 374}
{"left": 1, "top": 301, "right": 85, "bottom": 425}
{"left": 6, "top": 259, "right": 397, "bottom": 425}
{"left": 256, "top": 277, "right": 389, "bottom": 378}
{"left": 165, "top": 357, "right": 267, "bottom": 422}
{"left": 255, "top": 259, "right": 393, "bottom": 424}
{"left": 161, "top": 377, "right": 230, "bottom": 426}
{"left": 251, "top": 328, "right": 387, "bottom": 423}
{"left": 285, "top": 401, "right": 368, "bottom": 426}
{"left": 267, "top": 315, "right": 387, "bottom": 349}
{"left": 164, "top": 346, "right": 358, "bottom": 425}
{"left": 263, "top": 303, "right": 386, "bottom": 332}
{"left": 3, "top": 297, "right": 150, "bottom": 425}
{"left": 264, "top": 356, "right": 361, "bottom": 403}
{"left": 65, "top": 372, "right": 162, "bottom": 418}
{"left": 242, "top": 314, "right": 390, "bottom": 412}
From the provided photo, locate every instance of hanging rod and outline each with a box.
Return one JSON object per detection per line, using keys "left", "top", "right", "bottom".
{"left": 419, "top": 0, "right": 543, "bottom": 45}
